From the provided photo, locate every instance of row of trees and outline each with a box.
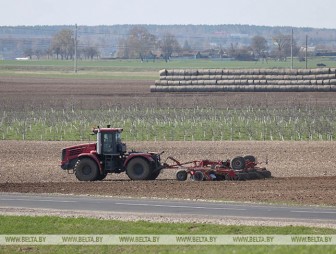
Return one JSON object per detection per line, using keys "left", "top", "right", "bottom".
{"left": 117, "top": 26, "right": 181, "bottom": 62}
{"left": 24, "top": 26, "right": 302, "bottom": 61}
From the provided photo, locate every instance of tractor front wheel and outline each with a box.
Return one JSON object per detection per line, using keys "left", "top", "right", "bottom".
{"left": 126, "top": 157, "right": 151, "bottom": 180}
{"left": 74, "top": 158, "right": 99, "bottom": 181}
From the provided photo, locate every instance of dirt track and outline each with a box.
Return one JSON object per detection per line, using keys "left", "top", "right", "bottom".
{"left": 0, "top": 140, "right": 336, "bottom": 206}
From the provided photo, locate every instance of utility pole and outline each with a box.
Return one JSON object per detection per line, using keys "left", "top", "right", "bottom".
{"left": 305, "top": 35, "right": 308, "bottom": 69}
{"left": 291, "top": 28, "right": 293, "bottom": 69}
{"left": 74, "top": 24, "right": 77, "bottom": 73}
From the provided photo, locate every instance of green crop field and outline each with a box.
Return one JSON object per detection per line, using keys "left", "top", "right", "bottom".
{"left": 0, "top": 58, "right": 335, "bottom": 142}
{"left": 1, "top": 107, "right": 335, "bottom": 142}
{"left": 1, "top": 57, "right": 335, "bottom": 79}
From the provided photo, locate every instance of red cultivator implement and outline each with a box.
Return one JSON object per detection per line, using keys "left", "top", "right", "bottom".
{"left": 163, "top": 155, "right": 271, "bottom": 181}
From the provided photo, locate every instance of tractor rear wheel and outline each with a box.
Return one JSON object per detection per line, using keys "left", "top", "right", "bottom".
{"left": 176, "top": 170, "right": 188, "bottom": 181}
{"left": 147, "top": 170, "right": 161, "bottom": 180}
{"left": 74, "top": 158, "right": 99, "bottom": 181}
{"left": 231, "top": 156, "right": 246, "bottom": 170}
{"left": 96, "top": 172, "right": 108, "bottom": 181}
{"left": 126, "top": 157, "right": 151, "bottom": 180}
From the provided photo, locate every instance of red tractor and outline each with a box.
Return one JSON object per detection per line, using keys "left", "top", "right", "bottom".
{"left": 61, "top": 126, "right": 163, "bottom": 181}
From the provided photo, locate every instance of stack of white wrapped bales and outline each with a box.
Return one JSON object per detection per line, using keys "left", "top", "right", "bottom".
{"left": 150, "top": 68, "right": 336, "bottom": 92}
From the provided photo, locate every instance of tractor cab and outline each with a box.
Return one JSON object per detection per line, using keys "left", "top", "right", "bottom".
{"left": 93, "top": 126, "right": 126, "bottom": 173}
{"left": 93, "top": 126, "right": 126, "bottom": 155}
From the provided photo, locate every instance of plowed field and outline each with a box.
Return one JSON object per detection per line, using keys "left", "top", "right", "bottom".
{"left": 0, "top": 76, "right": 336, "bottom": 206}
{"left": 0, "top": 140, "right": 335, "bottom": 206}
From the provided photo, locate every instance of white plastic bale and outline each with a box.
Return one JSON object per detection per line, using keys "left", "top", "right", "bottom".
{"left": 206, "top": 80, "right": 217, "bottom": 85}
{"left": 185, "top": 69, "right": 198, "bottom": 76}
{"left": 330, "top": 85, "right": 336, "bottom": 91}
{"left": 166, "top": 81, "right": 178, "bottom": 86}
{"left": 197, "top": 69, "right": 209, "bottom": 75}
{"left": 302, "top": 80, "right": 311, "bottom": 86}
{"left": 318, "top": 85, "right": 331, "bottom": 92}
{"left": 297, "top": 85, "right": 306, "bottom": 92}
{"left": 267, "top": 80, "right": 276, "bottom": 85}
{"left": 217, "top": 80, "right": 227, "bottom": 85}
{"left": 316, "top": 80, "right": 324, "bottom": 86}
{"left": 184, "top": 75, "right": 191, "bottom": 81}
{"left": 172, "top": 75, "right": 185, "bottom": 81}
{"left": 222, "top": 69, "right": 229, "bottom": 75}
{"left": 230, "top": 69, "right": 243, "bottom": 75}
{"left": 199, "top": 75, "right": 210, "bottom": 80}
{"left": 287, "top": 75, "right": 297, "bottom": 80}
{"left": 316, "top": 68, "right": 331, "bottom": 74}
{"left": 254, "top": 85, "right": 262, "bottom": 92}
{"left": 297, "top": 69, "right": 311, "bottom": 75}
{"left": 250, "top": 69, "right": 259, "bottom": 75}
{"left": 197, "top": 80, "right": 205, "bottom": 85}
{"left": 221, "top": 85, "right": 228, "bottom": 92}
{"left": 330, "top": 79, "right": 336, "bottom": 85}
{"left": 159, "top": 69, "right": 167, "bottom": 76}
{"left": 215, "top": 69, "right": 223, "bottom": 75}
{"left": 190, "top": 75, "right": 198, "bottom": 80}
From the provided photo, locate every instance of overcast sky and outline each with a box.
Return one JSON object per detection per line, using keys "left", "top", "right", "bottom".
{"left": 2, "top": 0, "right": 336, "bottom": 29}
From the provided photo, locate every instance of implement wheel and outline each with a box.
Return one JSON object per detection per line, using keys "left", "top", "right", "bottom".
{"left": 176, "top": 170, "right": 188, "bottom": 181}
{"left": 74, "top": 158, "right": 99, "bottom": 181}
{"left": 244, "top": 155, "right": 256, "bottom": 163}
{"left": 126, "top": 157, "right": 151, "bottom": 180}
{"left": 231, "top": 156, "right": 246, "bottom": 170}
{"left": 192, "top": 171, "right": 204, "bottom": 181}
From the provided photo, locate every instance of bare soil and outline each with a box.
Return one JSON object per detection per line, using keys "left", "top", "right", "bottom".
{"left": 1, "top": 76, "right": 335, "bottom": 110}
{"left": 0, "top": 76, "right": 336, "bottom": 206}
{"left": 0, "top": 140, "right": 335, "bottom": 206}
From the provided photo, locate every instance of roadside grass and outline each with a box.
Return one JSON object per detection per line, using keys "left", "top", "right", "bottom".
{"left": 0, "top": 215, "right": 336, "bottom": 254}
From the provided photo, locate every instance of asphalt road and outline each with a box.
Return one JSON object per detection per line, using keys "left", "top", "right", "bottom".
{"left": 1, "top": 193, "right": 336, "bottom": 225}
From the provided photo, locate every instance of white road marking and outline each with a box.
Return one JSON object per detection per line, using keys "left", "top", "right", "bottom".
{"left": 0, "top": 198, "right": 77, "bottom": 203}
{"left": 291, "top": 210, "right": 336, "bottom": 214}
{"left": 115, "top": 202, "right": 246, "bottom": 211}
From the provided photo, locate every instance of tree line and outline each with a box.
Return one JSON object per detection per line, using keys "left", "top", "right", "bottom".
{"left": 4, "top": 25, "right": 330, "bottom": 62}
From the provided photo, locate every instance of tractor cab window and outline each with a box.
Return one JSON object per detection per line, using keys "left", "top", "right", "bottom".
{"left": 116, "top": 132, "right": 122, "bottom": 144}
{"left": 102, "top": 132, "right": 114, "bottom": 154}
